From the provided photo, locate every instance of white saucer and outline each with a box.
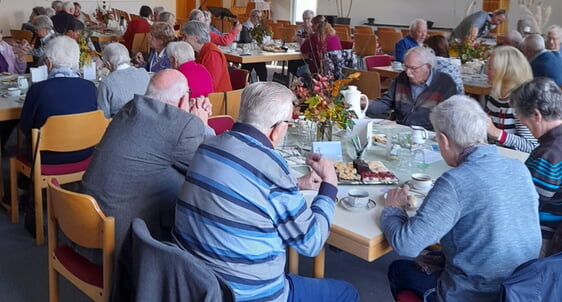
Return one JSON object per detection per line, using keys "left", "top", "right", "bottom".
{"left": 404, "top": 180, "right": 432, "bottom": 194}
{"left": 339, "top": 197, "right": 376, "bottom": 212}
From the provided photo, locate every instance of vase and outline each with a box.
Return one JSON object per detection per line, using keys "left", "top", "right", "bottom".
{"left": 316, "top": 120, "right": 333, "bottom": 141}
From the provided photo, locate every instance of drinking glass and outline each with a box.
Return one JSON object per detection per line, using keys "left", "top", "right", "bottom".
{"left": 412, "top": 149, "right": 429, "bottom": 173}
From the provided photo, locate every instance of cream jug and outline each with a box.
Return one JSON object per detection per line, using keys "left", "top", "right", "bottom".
{"left": 342, "top": 85, "right": 369, "bottom": 119}
{"left": 411, "top": 125, "right": 428, "bottom": 144}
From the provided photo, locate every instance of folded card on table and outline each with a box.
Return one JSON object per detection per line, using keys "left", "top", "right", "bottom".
{"left": 30, "top": 65, "right": 48, "bottom": 83}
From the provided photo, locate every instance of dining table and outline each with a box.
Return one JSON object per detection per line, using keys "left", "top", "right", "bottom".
{"left": 220, "top": 43, "right": 307, "bottom": 65}
{"left": 282, "top": 119, "right": 529, "bottom": 278}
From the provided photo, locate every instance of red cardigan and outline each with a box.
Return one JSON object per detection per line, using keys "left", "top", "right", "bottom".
{"left": 122, "top": 18, "right": 151, "bottom": 50}
{"left": 197, "top": 43, "right": 232, "bottom": 92}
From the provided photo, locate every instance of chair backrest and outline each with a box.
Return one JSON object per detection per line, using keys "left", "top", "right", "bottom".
{"left": 378, "top": 31, "right": 403, "bottom": 54}
{"left": 208, "top": 92, "right": 226, "bottom": 116}
{"left": 47, "top": 178, "right": 114, "bottom": 301}
{"left": 10, "top": 29, "right": 33, "bottom": 43}
{"left": 270, "top": 23, "right": 284, "bottom": 40}
{"left": 225, "top": 89, "right": 243, "bottom": 120}
{"left": 342, "top": 67, "right": 381, "bottom": 100}
{"left": 428, "top": 31, "right": 446, "bottom": 37}
{"left": 208, "top": 115, "right": 235, "bottom": 135}
{"left": 376, "top": 27, "right": 396, "bottom": 33}
{"left": 276, "top": 20, "right": 291, "bottom": 26}
{"left": 335, "top": 27, "right": 351, "bottom": 41}
{"left": 279, "top": 27, "right": 297, "bottom": 42}
{"left": 334, "top": 24, "right": 351, "bottom": 38}
{"left": 365, "top": 54, "right": 392, "bottom": 69}
{"left": 353, "top": 26, "right": 374, "bottom": 35}
{"left": 131, "top": 33, "right": 150, "bottom": 55}
{"left": 124, "top": 218, "right": 236, "bottom": 302}
{"left": 400, "top": 29, "right": 410, "bottom": 37}
{"left": 325, "top": 49, "right": 357, "bottom": 80}
{"left": 229, "top": 67, "right": 249, "bottom": 90}
{"left": 129, "top": 14, "right": 140, "bottom": 21}
{"left": 91, "top": 35, "right": 122, "bottom": 51}
{"left": 353, "top": 34, "right": 377, "bottom": 57}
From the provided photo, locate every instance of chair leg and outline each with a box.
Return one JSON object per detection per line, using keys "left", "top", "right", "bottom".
{"left": 9, "top": 158, "right": 18, "bottom": 223}
{"left": 48, "top": 268, "right": 60, "bottom": 302}
{"left": 34, "top": 184, "right": 44, "bottom": 245}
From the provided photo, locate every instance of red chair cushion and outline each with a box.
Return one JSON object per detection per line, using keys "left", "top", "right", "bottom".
{"left": 54, "top": 245, "right": 103, "bottom": 287}
{"left": 208, "top": 117, "right": 234, "bottom": 135}
{"left": 341, "top": 40, "right": 354, "bottom": 49}
{"left": 16, "top": 154, "right": 92, "bottom": 175}
{"left": 396, "top": 290, "right": 423, "bottom": 302}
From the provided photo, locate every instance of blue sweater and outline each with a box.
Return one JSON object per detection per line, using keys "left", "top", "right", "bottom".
{"left": 529, "top": 50, "right": 562, "bottom": 86}
{"left": 174, "top": 123, "right": 337, "bottom": 302}
{"left": 382, "top": 145, "right": 541, "bottom": 302}
{"left": 394, "top": 35, "right": 419, "bottom": 62}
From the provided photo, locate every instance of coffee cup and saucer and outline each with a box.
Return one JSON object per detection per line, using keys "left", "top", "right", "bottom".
{"left": 339, "top": 189, "right": 376, "bottom": 212}
{"left": 407, "top": 173, "right": 433, "bottom": 193}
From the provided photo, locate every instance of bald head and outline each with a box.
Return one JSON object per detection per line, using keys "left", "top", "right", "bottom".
{"left": 145, "top": 69, "right": 189, "bottom": 106}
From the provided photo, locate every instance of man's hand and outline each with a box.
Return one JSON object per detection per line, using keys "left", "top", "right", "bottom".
{"left": 486, "top": 117, "right": 501, "bottom": 140}
{"left": 233, "top": 21, "right": 242, "bottom": 31}
{"left": 297, "top": 171, "right": 322, "bottom": 190}
{"left": 305, "top": 153, "right": 337, "bottom": 186}
{"left": 385, "top": 185, "right": 410, "bottom": 208}
{"left": 186, "top": 96, "right": 210, "bottom": 125}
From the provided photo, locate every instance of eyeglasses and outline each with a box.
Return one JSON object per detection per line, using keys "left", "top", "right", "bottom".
{"left": 403, "top": 63, "right": 427, "bottom": 71}
{"left": 270, "top": 120, "right": 290, "bottom": 129}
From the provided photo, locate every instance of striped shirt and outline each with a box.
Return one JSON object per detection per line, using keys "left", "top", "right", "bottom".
{"left": 485, "top": 95, "right": 538, "bottom": 153}
{"left": 173, "top": 123, "right": 337, "bottom": 302}
{"left": 525, "top": 124, "right": 562, "bottom": 237}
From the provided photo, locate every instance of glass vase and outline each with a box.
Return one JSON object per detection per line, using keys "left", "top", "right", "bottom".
{"left": 316, "top": 120, "right": 333, "bottom": 141}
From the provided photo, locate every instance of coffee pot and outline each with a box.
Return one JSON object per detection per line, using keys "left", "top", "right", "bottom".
{"left": 341, "top": 85, "right": 369, "bottom": 119}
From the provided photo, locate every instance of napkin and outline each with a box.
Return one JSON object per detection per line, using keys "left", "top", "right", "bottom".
{"left": 30, "top": 65, "right": 48, "bottom": 83}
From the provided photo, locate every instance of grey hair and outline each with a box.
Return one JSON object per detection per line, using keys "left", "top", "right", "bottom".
{"left": 202, "top": 10, "right": 212, "bottom": 22}
{"left": 102, "top": 42, "right": 131, "bottom": 67}
{"left": 145, "top": 73, "right": 188, "bottom": 106}
{"left": 237, "top": 82, "right": 296, "bottom": 133}
{"left": 33, "top": 15, "right": 54, "bottom": 30}
{"left": 522, "top": 34, "right": 545, "bottom": 53}
{"left": 45, "top": 36, "right": 80, "bottom": 70}
{"left": 249, "top": 9, "right": 261, "bottom": 18}
{"left": 546, "top": 24, "right": 562, "bottom": 36}
{"left": 409, "top": 18, "right": 426, "bottom": 31}
{"left": 159, "top": 11, "right": 175, "bottom": 23}
{"left": 51, "top": 0, "right": 62, "bottom": 9}
{"left": 45, "top": 7, "right": 56, "bottom": 17}
{"left": 188, "top": 9, "right": 205, "bottom": 21}
{"left": 302, "top": 9, "right": 315, "bottom": 19}
{"left": 153, "top": 6, "right": 165, "bottom": 16}
{"left": 182, "top": 20, "right": 210, "bottom": 44}
{"left": 510, "top": 77, "right": 562, "bottom": 121}
{"left": 505, "top": 30, "right": 522, "bottom": 44}
{"left": 62, "top": 1, "right": 73, "bottom": 11}
{"left": 405, "top": 46, "right": 435, "bottom": 67}
{"left": 430, "top": 95, "right": 488, "bottom": 149}
{"left": 166, "top": 41, "right": 195, "bottom": 65}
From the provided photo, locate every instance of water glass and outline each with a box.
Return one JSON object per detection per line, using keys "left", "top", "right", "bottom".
{"left": 412, "top": 149, "right": 429, "bottom": 173}
{"left": 396, "top": 147, "right": 412, "bottom": 174}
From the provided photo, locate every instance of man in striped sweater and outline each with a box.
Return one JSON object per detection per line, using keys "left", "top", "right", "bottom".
{"left": 174, "top": 82, "right": 359, "bottom": 302}
{"left": 511, "top": 77, "right": 562, "bottom": 253}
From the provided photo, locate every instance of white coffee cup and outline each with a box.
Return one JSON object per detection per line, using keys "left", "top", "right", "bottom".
{"left": 411, "top": 125, "right": 428, "bottom": 144}
{"left": 391, "top": 61, "right": 402, "bottom": 70}
{"left": 410, "top": 173, "right": 432, "bottom": 191}
{"left": 7, "top": 87, "right": 21, "bottom": 96}
{"left": 230, "top": 42, "right": 237, "bottom": 50}
{"left": 343, "top": 189, "right": 370, "bottom": 208}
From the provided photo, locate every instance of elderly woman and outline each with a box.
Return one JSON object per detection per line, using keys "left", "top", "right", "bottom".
{"left": 20, "top": 36, "right": 97, "bottom": 164}
{"left": 425, "top": 35, "right": 464, "bottom": 94}
{"left": 383, "top": 95, "right": 541, "bottom": 302}
{"left": 485, "top": 45, "right": 537, "bottom": 152}
{"left": 158, "top": 11, "right": 177, "bottom": 30}
{"left": 97, "top": 42, "right": 150, "bottom": 117}
{"left": 18, "top": 15, "right": 57, "bottom": 65}
{"left": 510, "top": 78, "right": 562, "bottom": 254}
{"left": 189, "top": 9, "right": 242, "bottom": 48}
{"left": 166, "top": 41, "right": 213, "bottom": 99}
{"left": 182, "top": 20, "right": 232, "bottom": 92}
{"left": 296, "top": 10, "right": 315, "bottom": 44}
{"left": 0, "top": 31, "right": 27, "bottom": 74}
{"left": 300, "top": 15, "right": 342, "bottom": 75}
{"left": 21, "top": 6, "right": 47, "bottom": 33}
{"left": 135, "top": 22, "right": 174, "bottom": 72}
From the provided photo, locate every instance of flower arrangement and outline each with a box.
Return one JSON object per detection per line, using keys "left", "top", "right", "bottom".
{"left": 250, "top": 21, "right": 272, "bottom": 45}
{"left": 95, "top": 1, "right": 113, "bottom": 25}
{"left": 449, "top": 40, "right": 491, "bottom": 64}
{"left": 78, "top": 37, "right": 92, "bottom": 68}
{"left": 292, "top": 72, "right": 360, "bottom": 140}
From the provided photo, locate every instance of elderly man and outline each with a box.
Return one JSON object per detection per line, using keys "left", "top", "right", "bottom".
{"left": 451, "top": 9, "right": 507, "bottom": 43}
{"left": 174, "top": 81, "right": 359, "bottom": 302}
{"left": 521, "top": 34, "right": 562, "bottom": 86}
{"left": 182, "top": 20, "right": 232, "bottom": 92}
{"left": 502, "top": 30, "right": 522, "bottom": 48}
{"left": 51, "top": 0, "right": 63, "bottom": 14}
{"left": 394, "top": 18, "right": 427, "bottom": 62}
{"left": 238, "top": 9, "right": 268, "bottom": 81}
{"left": 167, "top": 41, "right": 213, "bottom": 99}
{"left": 81, "top": 69, "right": 213, "bottom": 264}
{"left": 51, "top": 1, "right": 75, "bottom": 34}
{"left": 366, "top": 46, "right": 458, "bottom": 130}
{"left": 511, "top": 78, "right": 562, "bottom": 255}
{"left": 97, "top": 42, "right": 150, "bottom": 117}
{"left": 546, "top": 24, "right": 562, "bottom": 55}
{"left": 383, "top": 95, "right": 541, "bottom": 302}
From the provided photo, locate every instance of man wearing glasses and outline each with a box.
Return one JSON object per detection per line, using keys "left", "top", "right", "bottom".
{"left": 174, "top": 82, "right": 359, "bottom": 302}
{"left": 366, "top": 46, "right": 459, "bottom": 130}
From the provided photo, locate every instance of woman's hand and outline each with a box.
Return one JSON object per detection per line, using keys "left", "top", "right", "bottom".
{"left": 486, "top": 117, "right": 501, "bottom": 139}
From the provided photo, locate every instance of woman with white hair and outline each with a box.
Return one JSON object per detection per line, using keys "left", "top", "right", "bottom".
{"left": 166, "top": 41, "right": 213, "bottom": 99}
{"left": 135, "top": 22, "right": 175, "bottom": 72}
{"left": 383, "top": 95, "right": 541, "bottom": 302}
{"left": 98, "top": 42, "right": 150, "bottom": 117}
{"left": 182, "top": 20, "right": 232, "bottom": 92}
{"left": 485, "top": 45, "right": 537, "bottom": 152}
{"left": 20, "top": 36, "right": 97, "bottom": 164}
{"left": 17, "top": 15, "right": 57, "bottom": 65}
{"left": 189, "top": 8, "right": 242, "bottom": 47}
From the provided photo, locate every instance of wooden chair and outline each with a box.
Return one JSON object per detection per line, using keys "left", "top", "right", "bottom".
{"left": 229, "top": 67, "right": 249, "bottom": 90}
{"left": 376, "top": 27, "right": 396, "bottom": 33}
{"left": 334, "top": 24, "right": 351, "bottom": 39}
{"left": 343, "top": 67, "right": 381, "bottom": 100}
{"left": 208, "top": 92, "right": 226, "bottom": 117}
{"left": 401, "top": 29, "right": 410, "bottom": 37}
{"left": 353, "top": 26, "right": 374, "bottom": 35}
{"left": 270, "top": 23, "right": 284, "bottom": 40}
{"left": 208, "top": 115, "right": 235, "bottom": 135}
{"left": 129, "top": 14, "right": 140, "bottom": 21}
{"left": 335, "top": 27, "right": 351, "bottom": 41}
{"left": 225, "top": 89, "right": 243, "bottom": 120}
{"left": 131, "top": 33, "right": 150, "bottom": 55}
{"left": 428, "top": 31, "right": 446, "bottom": 37}
{"left": 9, "top": 110, "right": 110, "bottom": 245}
{"left": 378, "top": 31, "right": 403, "bottom": 54}
{"left": 91, "top": 35, "right": 122, "bottom": 51}
{"left": 10, "top": 29, "right": 33, "bottom": 43}
{"left": 353, "top": 34, "right": 377, "bottom": 57}
{"left": 365, "top": 54, "right": 392, "bottom": 69}
{"left": 47, "top": 178, "right": 114, "bottom": 302}
{"left": 276, "top": 20, "right": 291, "bottom": 26}
{"left": 279, "top": 27, "right": 297, "bottom": 42}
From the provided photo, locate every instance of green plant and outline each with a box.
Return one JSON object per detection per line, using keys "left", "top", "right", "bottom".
{"left": 250, "top": 21, "right": 272, "bottom": 45}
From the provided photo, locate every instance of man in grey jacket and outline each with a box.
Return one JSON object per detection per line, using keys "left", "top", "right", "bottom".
{"left": 81, "top": 69, "right": 213, "bottom": 262}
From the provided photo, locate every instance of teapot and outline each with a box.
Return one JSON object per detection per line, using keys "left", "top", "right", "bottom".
{"left": 341, "top": 85, "right": 369, "bottom": 119}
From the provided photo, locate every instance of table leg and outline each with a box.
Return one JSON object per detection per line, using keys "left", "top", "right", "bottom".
{"left": 288, "top": 247, "right": 299, "bottom": 275}
{"left": 313, "top": 247, "right": 326, "bottom": 278}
